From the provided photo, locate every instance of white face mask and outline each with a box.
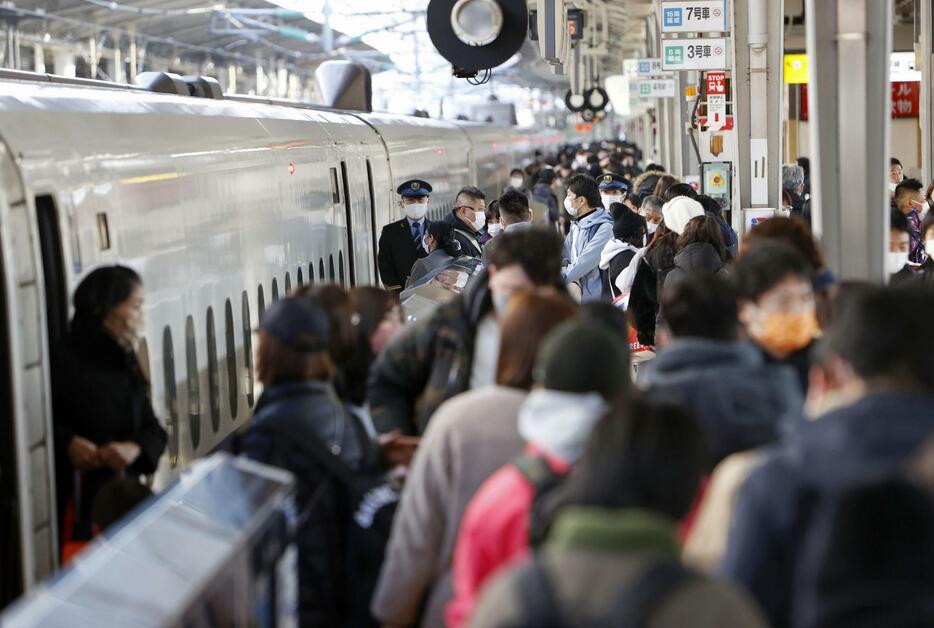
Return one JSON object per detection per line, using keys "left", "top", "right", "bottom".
{"left": 646, "top": 221, "right": 659, "bottom": 234}
{"left": 889, "top": 181, "right": 899, "bottom": 194}
{"left": 470, "top": 210, "right": 486, "bottom": 232}
{"left": 888, "top": 250, "right": 909, "bottom": 274}
{"left": 601, "top": 194, "right": 622, "bottom": 208}
{"left": 926, "top": 239, "right": 934, "bottom": 258}
{"left": 487, "top": 223, "right": 503, "bottom": 237}
{"left": 565, "top": 195, "right": 579, "bottom": 217}
{"left": 510, "top": 177, "right": 524, "bottom": 188}
{"left": 422, "top": 236, "right": 431, "bottom": 254}
{"left": 404, "top": 200, "right": 428, "bottom": 220}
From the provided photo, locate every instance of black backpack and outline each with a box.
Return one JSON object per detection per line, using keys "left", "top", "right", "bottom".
{"left": 513, "top": 455, "right": 568, "bottom": 548}
{"left": 513, "top": 555, "right": 696, "bottom": 628}
{"left": 264, "top": 411, "right": 400, "bottom": 627}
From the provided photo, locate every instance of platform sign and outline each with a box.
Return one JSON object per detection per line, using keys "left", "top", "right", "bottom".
{"left": 623, "top": 59, "right": 640, "bottom": 77}
{"left": 705, "top": 71, "right": 727, "bottom": 130}
{"left": 662, "top": 38, "right": 729, "bottom": 71}
{"left": 661, "top": 1, "right": 728, "bottom": 33}
{"left": 637, "top": 58, "right": 667, "bottom": 76}
{"left": 634, "top": 79, "right": 677, "bottom": 99}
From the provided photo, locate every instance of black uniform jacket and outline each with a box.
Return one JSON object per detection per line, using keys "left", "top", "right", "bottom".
{"left": 377, "top": 218, "right": 429, "bottom": 291}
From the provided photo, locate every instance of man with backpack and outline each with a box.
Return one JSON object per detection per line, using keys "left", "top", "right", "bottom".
{"left": 562, "top": 174, "right": 614, "bottom": 302}
{"left": 446, "top": 320, "right": 632, "bottom": 627}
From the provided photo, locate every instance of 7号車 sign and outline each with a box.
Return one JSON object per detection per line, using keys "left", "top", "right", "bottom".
{"left": 661, "top": 0, "right": 728, "bottom": 33}
{"left": 662, "top": 38, "right": 730, "bottom": 71}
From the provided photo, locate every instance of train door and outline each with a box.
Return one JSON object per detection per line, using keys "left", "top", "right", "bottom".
{"left": 0, "top": 149, "right": 58, "bottom": 605}
{"left": 339, "top": 158, "right": 377, "bottom": 286}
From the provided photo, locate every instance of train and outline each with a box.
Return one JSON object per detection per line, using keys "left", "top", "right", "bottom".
{"left": 0, "top": 70, "right": 581, "bottom": 604}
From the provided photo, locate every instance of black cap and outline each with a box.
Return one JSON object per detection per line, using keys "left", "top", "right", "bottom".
{"left": 599, "top": 172, "right": 630, "bottom": 192}
{"left": 535, "top": 321, "right": 630, "bottom": 401}
{"left": 397, "top": 179, "right": 433, "bottom": 198}
{"left": 609, "top": 203, "right": 646, "bottom": 241}
{"left": 261, "top": 298, "right": 330, "bottom": 353}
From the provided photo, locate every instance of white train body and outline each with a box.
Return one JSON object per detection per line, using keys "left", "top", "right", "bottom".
{"left": 0, "top": 77, "right": 575, "bottom": 602}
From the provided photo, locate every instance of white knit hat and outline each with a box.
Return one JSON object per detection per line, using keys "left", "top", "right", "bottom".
{"left": 662, "top": 197, "right": 705, "bottom": 235}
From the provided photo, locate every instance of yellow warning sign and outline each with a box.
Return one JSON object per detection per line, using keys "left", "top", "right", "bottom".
{"left": 784, "top": 54, "right": 809, "bottom": 84}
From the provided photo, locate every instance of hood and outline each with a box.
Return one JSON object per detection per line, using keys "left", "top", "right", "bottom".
{"left": 599, "top": 239, "right": 640, "bottom": 270}
{"left": 641, "top": 339, "right": 763, "bottom": 384}
{"left": 673, "top": 242, "right": 724, "bottom": 272}
{"left": 518, "top": 389, "right": 608, "bottom": 464}
{"left": 575, "top": 207, "right": 613, "bottom": 229}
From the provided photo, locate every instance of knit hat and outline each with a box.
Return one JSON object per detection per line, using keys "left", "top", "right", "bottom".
{"left": 534, "top": 321, "right": 631, "bottom": 401}
{"left": 662, "top": 196, "right": 705, "bottom": 235}
{"left": 261, "top": 297, "right": 330, "bottom": 353}
{"left": 609, "top": 202, "right": 646, "bottom": 241}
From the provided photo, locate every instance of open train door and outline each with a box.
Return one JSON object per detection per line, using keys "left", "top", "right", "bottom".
{"left": 0, "top": 140, "right": 57, "bottom": 606}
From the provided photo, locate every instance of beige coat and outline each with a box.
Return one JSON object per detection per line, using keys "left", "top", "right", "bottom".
{"left": 371, "top": 386, "right": 528, "bottom": 627}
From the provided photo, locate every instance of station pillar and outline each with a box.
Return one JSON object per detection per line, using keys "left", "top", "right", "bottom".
{"left": 805, "top": 0, "right": 893, "bottom": 282}
{"left": 920, "top": 0, "right": 934, "bottom": 185}
{"left": 732, "top": 0, "right": 784, "bottom": 230}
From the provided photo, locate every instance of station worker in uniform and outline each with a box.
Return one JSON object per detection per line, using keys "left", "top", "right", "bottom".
{"left": 378, "top": 179, "right": 433, "bottom": 293}
{"left": 598, "top": 172, "right": 631, "bottom": 209}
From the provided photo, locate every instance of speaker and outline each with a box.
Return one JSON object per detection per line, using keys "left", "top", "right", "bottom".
{"left": 427, "top": 0, "right": 528, "bottom": 72}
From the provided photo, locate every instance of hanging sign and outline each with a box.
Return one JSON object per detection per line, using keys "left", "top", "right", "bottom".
{"left": 661, "top": 0, "right": 728, "bottom": 34}
{"left": 634, "top": 79, "right": 677, "bottom": 99}
{"left": 623, "top": 59, "right": 640, "bottom": 77}
{"left": 705, "top": 71, "right": 727, "bottom": 130}
{"left": 662, "top": 38, "right": 730, "bottom": 71}
{"left": 706, "top": 71, "right": 727, "bottom": 95}
{"left": 800, "top": 82, "right": 920, "bottom": 120}
{"left": 637, "top": 58, "right": 669, "bottom": 76}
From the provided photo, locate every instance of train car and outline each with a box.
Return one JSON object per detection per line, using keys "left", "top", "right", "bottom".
{"left": 0, "top": 72, "right": 561, "bottom": 604}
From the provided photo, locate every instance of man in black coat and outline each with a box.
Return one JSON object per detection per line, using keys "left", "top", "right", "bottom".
{"left": 443, "top": 186, "right": 487, "bottom": 258}
{"left": 377, "top": 179, "right": 432, "bottom": 292}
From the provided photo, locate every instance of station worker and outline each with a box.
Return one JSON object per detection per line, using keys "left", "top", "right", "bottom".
{"left": 444, "top": 186, "right": 488, "bottom": 258}
{"left": 378, "top": 179, "right": 432, "bottom": 292}
{"left": 562, "top": 174, "right": 614, "bottom": 302}
{"left": 598, "top": 172, "right": 630, "bottom": 209}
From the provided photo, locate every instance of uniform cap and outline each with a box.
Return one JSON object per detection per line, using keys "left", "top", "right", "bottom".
{"left": 598, "top": 172, "right": 630, "bottom": 192}
{"left": 662, "top": 196, "right": 705, "bottom": 235}
{"left": 261, "top": 297, "right": 330, "bottom": 353}
{"left": 397, "top": 179, "right": 433, "bottom": 198}
{"left": 534, "top": 321, "right": 630, "bottom": 401}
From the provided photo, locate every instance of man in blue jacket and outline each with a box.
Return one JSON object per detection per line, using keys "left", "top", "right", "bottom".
{"left": 562, "top": 174, "right": 613, "bottom": 302}
{"left": 719, "top": 285, "right": 934, "bottom": 628}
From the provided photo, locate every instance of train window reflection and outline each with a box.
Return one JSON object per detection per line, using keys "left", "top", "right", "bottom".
{"left": 242, "top": 291, "right": 254, "bottom": 408}
{"left": 162, "top": 326, "right": 179, "bottom": 467}
{"left": 272, "top": 278, "right": 279, "bottom": 302}
{"left": 309, "top": 263, "right": 315, "bottom": 284}
{"left": 329, "top": 255, "right": 336, "bottom": 281}
{"left": 257, "top": 284, "right": 266, "bottom": 322}
{"left": 339, "top": 251, "right": 346, "bottom": 286}
{"left": 319, "top": 258, "right": 325, "bottom": 281}
{"left": 225, "top": 299, "right": 238, "bottom": 419}
{"left": 185, "top": 315, "right": 201, "bottom": 451}
{"left": 206, "top": 307, "right": 220, "bottom": 434}
{"left": 285, "top": 272, "right": 292, "bottom": 294}
{"left": 297, "top": 267, "right": 304, "bottom": 287}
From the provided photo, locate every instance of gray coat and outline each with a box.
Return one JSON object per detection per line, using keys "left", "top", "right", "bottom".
{"left": 406, "top": 247, "right": 455, "bottom": 288}
{"left": 371, "top": 386, "right": 528, "bottom": 627}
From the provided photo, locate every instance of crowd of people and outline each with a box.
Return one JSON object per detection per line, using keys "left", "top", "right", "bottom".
{"left": 51, "top": 140, "right": 934, "bottom": 628}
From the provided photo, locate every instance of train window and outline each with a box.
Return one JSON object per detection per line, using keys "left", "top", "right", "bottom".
{"left": 96, "top": 212, "right": 111, "bottom": 250}
{"left": 297, "top": 266, "right": 304, "bottom": 287}
{"left": 185, "top": 315, "right": 201, "bottom": 451}
{"left": 330, "top": 167, "right": 340, "bottom": 204}
{"left": 339, "top": 251, "right": 346, "bottom": 286}
{"left": 319, "top": 258, "right": 325, "bottom": 281}
{"left": 272, "top": 278, "right": 279, "bottom": 302}
{"left": 241, "top": 291, "right": 255, "bottom": 408}
{"left": 162, "top": 326, "right": 179, "bottom": 467}
{"left": 257, "top": 284, "right": 266, "bottom": 322}
{"left": 308, "top": 263, "right": 315, "bottom": 284}
{"left": 329, "top": 254, "right": 336, "bottom": 281}
{"left": 285, "top": 272, "right": 292, "bottom": 294}
{"left": 206, "top": 307, "right": 220, "bottom": 435}
{"left": 225, "top": 299, "right": 238, "bottom": 419}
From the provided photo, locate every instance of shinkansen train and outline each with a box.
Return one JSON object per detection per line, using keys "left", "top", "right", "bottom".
{"left": 0, "top": 72, "right": 576, "bottom": 603}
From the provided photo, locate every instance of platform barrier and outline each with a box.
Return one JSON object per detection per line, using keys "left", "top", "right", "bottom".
{"left": 1, "top": 453, "right": 298, "bottom": 628}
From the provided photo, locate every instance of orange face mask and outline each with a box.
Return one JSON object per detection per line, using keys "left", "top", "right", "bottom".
{"left": 752, "top": 310, "right": 819, "bottom": 356}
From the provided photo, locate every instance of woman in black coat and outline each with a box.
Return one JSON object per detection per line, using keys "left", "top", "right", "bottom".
{"left": 53, "top": 266, "right": 166, "bottom": 545}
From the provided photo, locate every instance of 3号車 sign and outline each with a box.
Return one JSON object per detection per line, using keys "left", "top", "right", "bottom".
{"left": 661, "top": 0, "right": 728, "bottom": 33}
{"left": 662, "top": 38, "right": 730, "bottom": 71}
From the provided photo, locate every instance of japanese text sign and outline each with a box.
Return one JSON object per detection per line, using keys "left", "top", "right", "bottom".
{"left": 661, "top": 0, "right": 728, "bottom": 34}
{"left": 662, "top": 38, "right": 730, "bottom": 71}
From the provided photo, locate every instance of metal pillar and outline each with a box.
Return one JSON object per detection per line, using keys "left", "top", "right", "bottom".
{"left": 921, "top": 0, "right": 933, "bottom": 185}
{"left": 733, "top": 0, "right": 783, "bottom": 219}
{"left": 805, "top": 0, "right": 892, "bottom": 282}
{"left": 54, "top": 50, "right": 75, "bottom": 77}
{"left": 658, "top": 98, "right": 671, "bottom": 170}
{"left": 679, "top": 70, "right": 700, "bottom": 176}
{"left": 667, "top": 83, "right": 683, "bottom": 175}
